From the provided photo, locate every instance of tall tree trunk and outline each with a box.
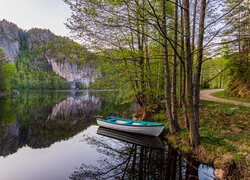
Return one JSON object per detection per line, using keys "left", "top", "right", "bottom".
{"left": 191, "top": 0, "right": 197, "bottom": 54}
{"left": 238, "top": 11, "right": 241, "bottom": 52}
{"left": 136, "top": 3, "right": 146, "bottom": 107}
{"left": 171, "top": 0, "right": 179, "bottom": 129}
{"left": 180, "top": 0, "right": 189, "bottom": 130}
{"left": 145, "top": 21, "right": 154, "bottom": 103}
{"left": 194, "top": 0, "right": 206, "bottom": 136}
{"left": 183, "top": 0, "right": 200, "bottom": 146}
{"left": 162, "top": 0, "right": 177, "bottom": 134}
{"left": 179, "top": 59, "right": 183, "bottom": 107}
{"left": 157, "top": 62, "right": 161, "bottom": 99}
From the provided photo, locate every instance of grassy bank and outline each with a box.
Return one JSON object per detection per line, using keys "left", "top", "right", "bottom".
{"left": 213, "top": 90, "right": 250, "bottom": 102}
{"left": 154, "top": 100, "right": 249, "bottom": 178}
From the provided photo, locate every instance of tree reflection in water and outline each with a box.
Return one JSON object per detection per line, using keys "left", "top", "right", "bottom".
{"left": 70, "top": 129, "right": 214, "bottom": 180}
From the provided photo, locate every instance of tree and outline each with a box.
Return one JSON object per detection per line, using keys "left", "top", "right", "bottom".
{"left": 222, "top": 0, "right": 249, "bottom": 97}
{"left": 0, "top": 48, "right": 17, "bottom": 93}
{"left": 64, "top": 0, "right": 243, "bottom": 146}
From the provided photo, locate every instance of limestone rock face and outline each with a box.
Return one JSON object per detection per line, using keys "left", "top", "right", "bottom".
{"left": 47, "top": 57, "right": 99, "bottom": 88}
{"left": 0, "top": 20, "right": 24, "bottom": 62}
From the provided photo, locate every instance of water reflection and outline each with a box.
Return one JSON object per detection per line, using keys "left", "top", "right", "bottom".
{"left": 0, "top": 91, "right": 215, "bottom": 180}
{"left": 97, "top": 127, "right": 164, "bottom": 149}
{"left": 0, "top": 91, "right": 101, "bottom": 157}
{"left": 71, "top": 127, "right": 215, "bottom": 180}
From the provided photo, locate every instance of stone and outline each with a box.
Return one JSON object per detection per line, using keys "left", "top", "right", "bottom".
{"left": 214, "top": 169, "right": 226, "bottom": 180}
{"left": 0, "top": 19, "right": 22, "bottom": 62}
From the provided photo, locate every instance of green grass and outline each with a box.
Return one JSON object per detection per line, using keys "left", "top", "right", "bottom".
{"left": 152, "top": 109, "right": 167, "bottom": 122}
{"left": 161, "top": 100, "right": 249, "bottom": 177}
{"left": 154, "top": 100, "right": 249, "bottom": 158}
{"left": 213, "top": 90, "right": 250, "bottom": 102}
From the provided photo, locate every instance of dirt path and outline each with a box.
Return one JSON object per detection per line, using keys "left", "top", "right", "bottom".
{"left": 200, "top": 89, "right": 250, "bottom": 107}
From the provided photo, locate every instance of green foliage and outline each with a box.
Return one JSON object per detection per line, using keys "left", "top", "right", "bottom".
{"left": 44, "top": 37, "right": 94, "bottom": 67}
{"left": 1, "top": 37, "right": 97, "bottom": 91}
{"left": 178, "top": 129, "right": 188, "bottom": 141}
{"left": 213, "top": 90, "right": 250, "bottom": 102}
{"left": 0, "top": 48, "right": 17, "bottom": 93}
{"left": 91, "top": 48, "right": 166, "bottom": 105}
{"left": 218, "top": 107, "right": 241, "bottom": 115}
{"left": 199, "top": 127, "right": 236, "bottom": 154}
{"left": 179, "top": 144, "right": 189, "bottom": 152}
{"left": 1, "top": 63, "right": 17, "bottom": 91}
{"left": 222, "top": 1, "right": 250, "bottom": 96}
{"left": 152, "top": 111, "right": 167, "bottom": 122}
{"left": 201, "top": 56, "right": 230, "bottom": 89}
{"left": 0, "top": 96, "right": 16, "bottom": 124}
{"left": 13, "top": 40, "right": 69, "bottom": 90}
{"left": 234, "top": 154, "right": 243, "bottom": 163}
{"left": 14, "top": 56, "right": 68, "bottom": 90}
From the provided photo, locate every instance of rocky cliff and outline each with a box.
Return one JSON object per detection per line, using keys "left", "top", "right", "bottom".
{"left": 47, "top": 57, "right": 98, "bottom": 88}
{"left": 0, "top": 19, "right": 98, "bottom": 88}
{"left": 0, "top": 20, "right": 24, "bottom": 62}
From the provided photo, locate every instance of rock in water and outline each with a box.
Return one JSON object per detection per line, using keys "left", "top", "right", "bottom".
{"left": 214, "top": 169, "right": 226, "bottom": 179}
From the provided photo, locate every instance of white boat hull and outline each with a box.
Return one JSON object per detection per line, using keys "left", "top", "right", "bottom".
{"left": 97, "top": 120, "right": 164, "bottom": 136}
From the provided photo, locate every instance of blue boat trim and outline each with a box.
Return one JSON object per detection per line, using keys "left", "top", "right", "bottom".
{"left": 97, "top": 116, "right": 164, "bottom": 127}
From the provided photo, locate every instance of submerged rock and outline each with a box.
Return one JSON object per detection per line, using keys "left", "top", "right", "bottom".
{"left": 214, "top": 169, "right": 226, "bottom": 179}
{"left": 11, "top": 90, "right": 19, "bottom": 96}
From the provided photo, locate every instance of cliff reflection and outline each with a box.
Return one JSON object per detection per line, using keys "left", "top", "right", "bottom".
{"left": 0, "top": 91, "right": 102, "bottom": 157}
{"left": 70, "top": 128, "right": 214, "bottom": 180}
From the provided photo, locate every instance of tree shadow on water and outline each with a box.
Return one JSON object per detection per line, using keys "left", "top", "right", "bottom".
{"left": 70, "top": 129, "right": 213, "bottom": 180}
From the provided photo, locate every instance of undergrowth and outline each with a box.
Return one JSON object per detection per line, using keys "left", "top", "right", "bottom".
{"left": 153, "top": 100, "right": 250, "bottom": 178}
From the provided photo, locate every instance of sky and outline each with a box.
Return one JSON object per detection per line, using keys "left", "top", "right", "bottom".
{"left": 0, "top": 0, "right": 72, "bottom": 37}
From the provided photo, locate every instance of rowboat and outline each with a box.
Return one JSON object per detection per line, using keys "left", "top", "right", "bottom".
{"left": 97, "top": 127, "right": 164, "bottom": 149}
{"left": 96, "top": 116, "right": 164, "bottom": 136}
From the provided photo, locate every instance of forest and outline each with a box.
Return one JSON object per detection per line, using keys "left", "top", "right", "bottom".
{"left": 63, "top": 0, "right": 249, "bottom": 146}
{"left": 0, "top": 35, "right": 99, "bottom": 92}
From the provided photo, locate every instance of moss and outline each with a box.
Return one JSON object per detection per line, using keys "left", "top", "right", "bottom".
{"left": 179, "top": 144, "right": 189, "bottom": 152}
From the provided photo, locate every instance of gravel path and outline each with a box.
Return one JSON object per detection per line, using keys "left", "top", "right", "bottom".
{"left": 200, "top": 89, "right": 250, "bottom": 107}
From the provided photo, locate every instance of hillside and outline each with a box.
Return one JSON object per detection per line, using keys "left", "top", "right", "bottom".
{"left": 0, "top": 19, "right": 98, "bottom": 90}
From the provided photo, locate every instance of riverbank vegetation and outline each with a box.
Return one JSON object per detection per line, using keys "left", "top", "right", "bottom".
{"left": 152, "top": 100, "right": 249, "bottom": 178}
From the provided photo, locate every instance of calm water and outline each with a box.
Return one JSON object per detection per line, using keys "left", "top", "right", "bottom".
{"left": 0, "top": 91, "right": 215, "bottom": 180}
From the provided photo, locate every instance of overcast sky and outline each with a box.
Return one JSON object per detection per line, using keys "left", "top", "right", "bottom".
{"left": 0, "top": 0, "right": 71, "bottom": 37}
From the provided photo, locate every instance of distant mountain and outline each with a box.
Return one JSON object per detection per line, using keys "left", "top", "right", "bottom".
{"left": 0, "top": 19, "right": 99, "bottom": 89}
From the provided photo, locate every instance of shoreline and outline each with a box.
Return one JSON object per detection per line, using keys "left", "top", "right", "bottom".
{"left": 154, "top": 100, "right": 249, "bottom": 179}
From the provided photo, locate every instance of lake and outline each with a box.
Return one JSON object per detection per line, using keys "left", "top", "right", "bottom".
{"left": 0, "top": 90, "right": 215, "bottom": 180}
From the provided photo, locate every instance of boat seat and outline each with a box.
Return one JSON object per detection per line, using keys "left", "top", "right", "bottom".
{"left": 107, "top": 119, "right": 116, "bottom": 123}
{"left": 106, "top": 117, "right": 148, "bottom": 126}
